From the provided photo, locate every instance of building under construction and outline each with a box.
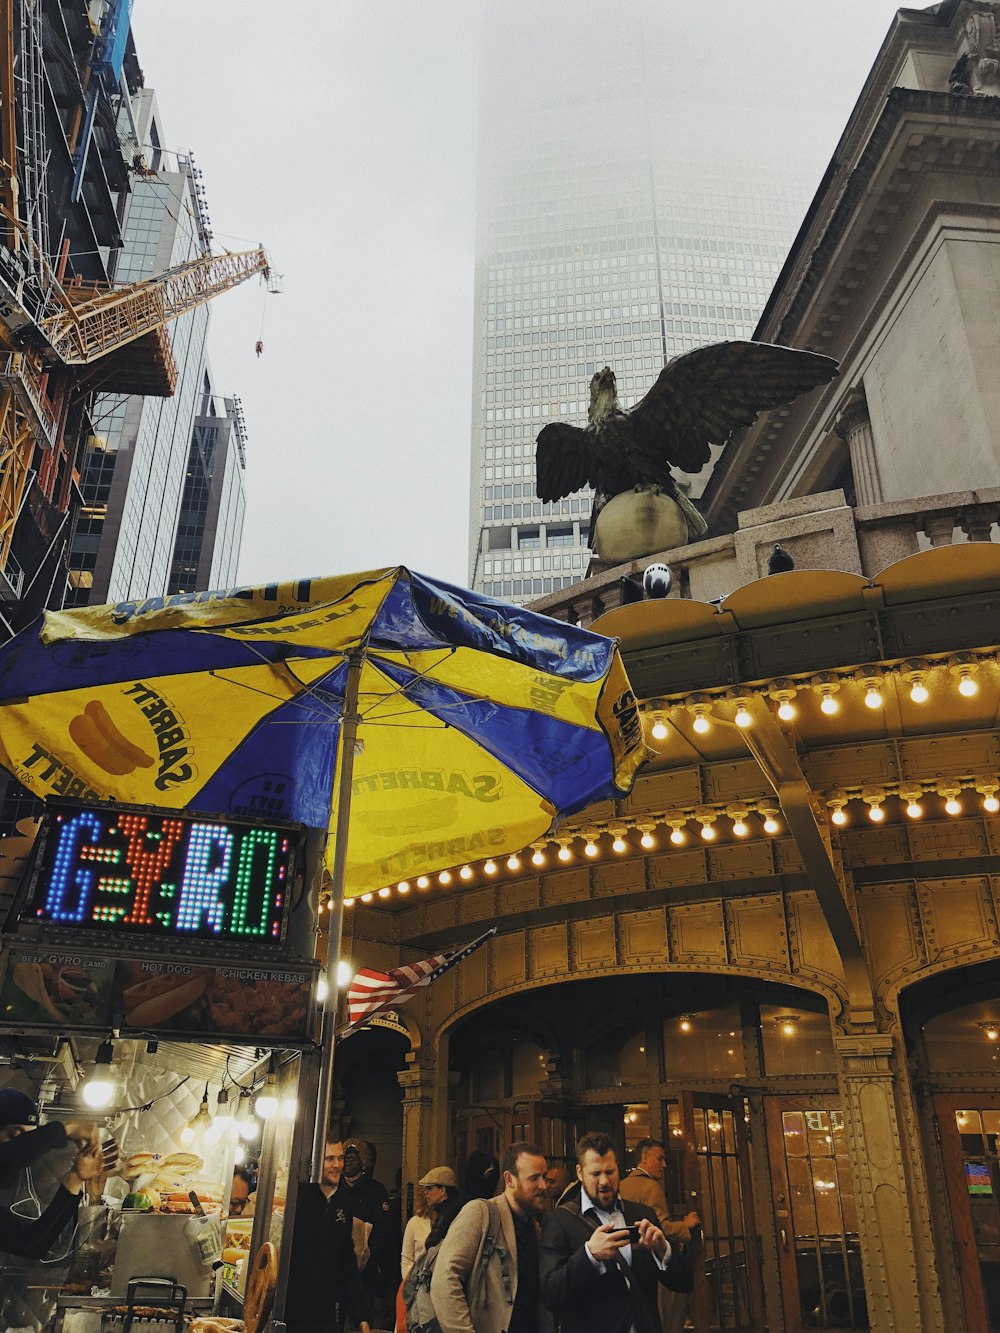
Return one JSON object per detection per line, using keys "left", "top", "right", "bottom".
{"left": 0, "top": 0, "right": 271, "bottom": 635}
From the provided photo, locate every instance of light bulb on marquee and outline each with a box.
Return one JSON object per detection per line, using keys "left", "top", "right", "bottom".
{"left": 583, "top": 838, "right": 599, "bottom": 858}
{"left": 507, "top": 854, "right": 521, "bottom": 871}
{"left": 416, "top": 876, "right": 430, "bottom": 889}
{"left": 733, "top": 697, "right": 753, "bottom": 728}
{"left": 437, "top": 871, "right": 451, "bottom": 886}
{"left": 483, "top": 860, "right": 497, "bottom": 875}
{"left": 557, "top": 843, "right": 573, "bottom": 862}
{"left": 650, "top": 713, "right": 668, "bottom": 741}
{"left": 459, "top": 865, "right": 473, "bottom": 880}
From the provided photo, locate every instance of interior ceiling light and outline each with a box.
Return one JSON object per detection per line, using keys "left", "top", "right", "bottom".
{"left": 81, "top": 1039, "right": 115, "bottom": 1109}
{"left": 902, "top": 659, "right": 930, "bottom": 704}
{"left": 857, "top": 667, "right": 884, "bottom": 710}
{"left": 950, "top": 653, "right": 980, "bottom": 697}
{"left": 980, "top": 1022, "right": 1000, "bottom": 1042}
{"left": 776, "top": 1014, "right": 800, "bottom": 1037}
{"left": 679, "top": 1015, "right": 694, "bottom": 1033}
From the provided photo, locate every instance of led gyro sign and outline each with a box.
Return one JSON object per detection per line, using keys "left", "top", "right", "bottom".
{"left": 25, "top": 803, "right": 301, "bottom": 944}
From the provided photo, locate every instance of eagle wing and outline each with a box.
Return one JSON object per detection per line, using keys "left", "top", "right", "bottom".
{"left": 623, "top": 341, "right": 839, "bottom": 477}
{"left": 535, "top": 421, "right": 595, "bottom": 502}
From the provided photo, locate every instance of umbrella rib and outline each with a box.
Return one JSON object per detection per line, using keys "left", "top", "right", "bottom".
{"left": 356, "top": 647, "right": 457, "bottom": 721}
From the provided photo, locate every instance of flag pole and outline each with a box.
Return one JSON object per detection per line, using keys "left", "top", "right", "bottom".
{"left": 311, "top": 647, "right": 364, "bottom": 1182}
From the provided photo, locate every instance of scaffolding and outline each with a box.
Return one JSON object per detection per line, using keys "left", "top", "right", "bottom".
{"left": 14, "top": 0, "right": 48, "bottom": 265}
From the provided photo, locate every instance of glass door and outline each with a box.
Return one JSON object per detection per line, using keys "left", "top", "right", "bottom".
{"left": 675, "top": 1091, "right": 764, "bottom": 1331}
{"left": 764, "top": 1096, "right": 867, "bottom": 1330}
{"left": 934, "top": 1092, "right": 1000, "bottom": 1330}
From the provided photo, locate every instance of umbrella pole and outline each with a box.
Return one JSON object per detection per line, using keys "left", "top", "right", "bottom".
{"left": 311, "top": 647, "right": 364, "bottom": 1181}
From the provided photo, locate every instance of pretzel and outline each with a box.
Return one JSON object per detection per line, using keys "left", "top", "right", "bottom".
{"left": 243, "top": 1243, "right": 277, "bottom": 1333}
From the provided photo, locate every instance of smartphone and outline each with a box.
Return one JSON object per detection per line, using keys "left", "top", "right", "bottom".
{"left": 619, "top": 1224, "right": 642, "bottom": 1245}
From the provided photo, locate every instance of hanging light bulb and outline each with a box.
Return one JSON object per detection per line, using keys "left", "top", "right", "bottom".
{"left": 416, "top": 876, "right": 430, "bottom": 889}
{"left": 206, "top": 1087, "right": 234, "bottom": 1143}
{"left": 827, "top": 791, "right": 848, "bottom": 827}
{"left": 611, "top": 830, "right": 628, "bottom": 854}
{"left": 531, "top": 846, "right": 546, "bottom": 867}
{"left": 378, "top": 886, "right": 392, "bottom": 898}
{"left": 950, "top": 653, "right": 980, "bottom": 697}
{"left": 769, "top": 680, "right": 797, "bottom": 722}
{"left": 81, "top": 1040, "right": 115, "bottom": 1110}
{"left": 727, "top": 803, "right": 750, "bottom": 837}
{"left": 557, "top": 842, "right": 573, "bottom": 862}
{"left": 255, "top": 1061, "right": 279, "bottom": 1120}
{"left": 316, "top": 974, "right": 330, "bottom": 1004}
{"left": 507, "top": 853, "right": 521, "bottom": 871}
{"left": 982, "top": 788, "right": 1000, "bottom": 814}
{"left": 733, "top": 696, "right": 753, "bottom": 729}
{"left": 898, "top": 784, "right": 923, "bottom": 820}
{"left": 695, "top": 807, "right": 717, "bottom": 841}
{"left": 483, "top": 860, "right": 497, "bottom": 875}
{"left": 639, "top": 827, "right": 656, "bottom": 850}
{"left": 902, "top": 658, "right": 931, "bottom": 704}
{"left": 583, "top": 837, "right": 599, "bottom": 858}
{"left": 360, "top": 892, "right": 374, "bottom": 903}
{"left": 397, "top": 880, "right": 410, "bottom": 893}
{"left": 668, "top": 820, "right": 687, "bottom": 846}
{"left": 862, "top": 786, "right": 886, "bottom": 823}
{"left": 650, "top": 713, "right": 668, "bottom": 741}
{"left": 236, "top": 1099, "right": 260, "bottom": 1140}
{"left": 693, "top": 698, "right": 714, "bottom": 741}
{"left": 438, "top": 870, "right": 452, "bottom": 885}
{"left": 181, "top": 1084, "right": 213, "bottom": 1145}
{"left": 459, "top": 865, "right": 474, "bottom": 880}
{"left": 760, "top": 806, "right": 780, "bottom": 835}
{"left": 867, "top": 802, "right": 885, "bottom": 823}
{"left": 280, "top": 1096, "right": 298, "bottom": 1120}
{"left": 812, "top": 673, "right": 841, "bottom": 716}
{"left": 857, "top": 668, "right": 884, "bottom": 710}
{"left": 910, "top": 678, "right": 929, "bottom": 704}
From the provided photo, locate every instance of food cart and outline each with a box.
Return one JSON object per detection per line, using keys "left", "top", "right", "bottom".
{"left": 0, "top": 798, "right": 323, "bottom": 1333}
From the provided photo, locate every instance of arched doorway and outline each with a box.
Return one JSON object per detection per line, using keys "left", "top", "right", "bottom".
{"left": 445, "top": 973, "right": 863, "bottom": 1331}
{"left": 902, "top": 959, "right": 1000, "bottom": 1331}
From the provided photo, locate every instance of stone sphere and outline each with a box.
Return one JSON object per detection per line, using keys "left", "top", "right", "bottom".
{"left": 592, "top": 487, "right": 689, "bottom": 563}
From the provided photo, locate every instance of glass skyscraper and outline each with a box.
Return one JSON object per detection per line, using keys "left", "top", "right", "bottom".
{"left": 469, "top": 2, "right": 811, "bottom": 602}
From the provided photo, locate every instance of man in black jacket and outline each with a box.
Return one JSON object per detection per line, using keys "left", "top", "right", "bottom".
{"left": 0, "top": 1089, "right": 111, "bottom": 1259}
{"left": 285, "top": 1137, "right": 372, "bottom": 1333}
{"left": 540, "top": 1132, "right": 671, "bottom": 1333}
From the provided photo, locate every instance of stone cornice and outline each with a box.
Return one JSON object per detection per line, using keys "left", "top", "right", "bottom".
{"left": 704, "top": 89, "right": 1000, "bottom": 531}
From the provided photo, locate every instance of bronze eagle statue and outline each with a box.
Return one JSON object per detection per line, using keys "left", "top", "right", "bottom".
{"left": 535, "top": 341, "right": 839, "bottom": 548}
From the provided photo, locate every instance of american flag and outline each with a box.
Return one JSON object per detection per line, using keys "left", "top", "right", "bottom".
{"left": 339, "top": 928, "right": 496, "bottom": 1038}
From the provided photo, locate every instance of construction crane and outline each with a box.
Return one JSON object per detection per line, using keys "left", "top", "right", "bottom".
{"left": 0, "top": 245, "right": 275, "bottom": 581}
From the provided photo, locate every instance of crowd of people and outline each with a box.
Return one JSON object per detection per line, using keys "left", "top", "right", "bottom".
{"left": 285, "top": 1133, "right": 699, "bottom": 1333}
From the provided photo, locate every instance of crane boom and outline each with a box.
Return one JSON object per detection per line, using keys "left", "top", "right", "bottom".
{"left": 40, "top": 245, "right": 271, "bottom": 366}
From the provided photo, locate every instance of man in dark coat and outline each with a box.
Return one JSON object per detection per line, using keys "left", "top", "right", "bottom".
{"left": 540, "top": 1132, "right": 671, "bottom": 1333}
{"left": 285, "top": 1138, "right": 371, "bottom": 1333}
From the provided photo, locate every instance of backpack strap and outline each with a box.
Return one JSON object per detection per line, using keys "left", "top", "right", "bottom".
{"left": 475, "top": 1198, "right": 513, "bottom": 1309}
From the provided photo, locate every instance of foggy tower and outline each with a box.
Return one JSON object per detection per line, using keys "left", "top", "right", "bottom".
{"left": 468, "top": 1, "right": 810, "bottom": 602}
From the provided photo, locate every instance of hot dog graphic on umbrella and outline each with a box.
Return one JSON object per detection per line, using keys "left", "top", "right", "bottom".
{"left": 69, "top": 700, "right": 154, "bottom": 776}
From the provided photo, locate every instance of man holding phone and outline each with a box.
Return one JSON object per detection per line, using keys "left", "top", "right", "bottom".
{"left": 540, "top": 1132, "right": 671, "bottom": 1333}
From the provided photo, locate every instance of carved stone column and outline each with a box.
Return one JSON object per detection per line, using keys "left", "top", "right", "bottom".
{"left": 835, "top": 390, "right": 883, "bottom": 507}
{"left": 398, "top": 1041, "right": 450, "bottom": 1210}
{"left": 834, "top": 1032, "right": 945, "bottom": 1330}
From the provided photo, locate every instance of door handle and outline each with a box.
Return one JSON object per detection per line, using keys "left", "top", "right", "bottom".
{"left": 780, "top": 1227, "right": 788, "bottom": 1252}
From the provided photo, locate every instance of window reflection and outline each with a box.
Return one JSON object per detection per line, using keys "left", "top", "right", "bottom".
{"left": 664, "top": 1006, "right": 744, "bottom": 1078}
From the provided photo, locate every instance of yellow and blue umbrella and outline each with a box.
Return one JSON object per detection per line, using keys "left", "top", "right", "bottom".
{"left": 0, "top": 567, "right": 643, "bottom": 895}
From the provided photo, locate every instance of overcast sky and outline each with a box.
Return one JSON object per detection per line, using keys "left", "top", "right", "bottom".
{"left": 130, "top": 1, "right": 912, "bottom": 591}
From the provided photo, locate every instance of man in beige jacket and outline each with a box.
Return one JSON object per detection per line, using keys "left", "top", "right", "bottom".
{"left": 619, "top": 1140, "right": 699, "bottom": 1333}
{"left": 430, "top": 1142, "right": 549, "bottom": 1333}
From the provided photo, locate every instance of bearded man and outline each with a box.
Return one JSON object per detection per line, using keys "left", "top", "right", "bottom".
{"left": 431, "top": 1141, "right": 550, "bottom": 1333}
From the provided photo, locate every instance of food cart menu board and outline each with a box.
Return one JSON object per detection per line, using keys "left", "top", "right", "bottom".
{"left": 21, "top": 801, "right": 304, "bottom": 944}
{"left": 0, "top": 947, "right": 315, "bottom": 1043}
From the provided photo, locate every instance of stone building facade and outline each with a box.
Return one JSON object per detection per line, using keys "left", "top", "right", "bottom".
{"left": 335, "top": 4, "right": 1000, "bottom": 1329}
